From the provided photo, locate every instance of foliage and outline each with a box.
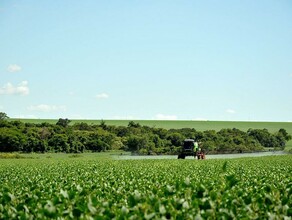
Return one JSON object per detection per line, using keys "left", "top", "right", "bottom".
{"left": 0, "top": 112, "right": 9, "bottom": 120}
{"left": 0, "top": 128, "right": 27, "bottom": 152}
{"left": 0, "top": 155, "right": 291, "bottom": 219}
{"left": 56, "top": 118, "right": 71, "bottom": 128}
{"left": 248, "top": 128, "right": 292, "bottom": 150}
{"left": 0, "top": 114, "right": 291, "bottom": 154}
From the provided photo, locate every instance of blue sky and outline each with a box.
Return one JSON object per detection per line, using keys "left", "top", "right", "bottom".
{"left": 0, "top": 0, "right": 291, "bottom": 121}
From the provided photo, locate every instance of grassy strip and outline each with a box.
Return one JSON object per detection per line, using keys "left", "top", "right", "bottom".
{"left": 0, "top": 153, "right": 25, "bottom": 159}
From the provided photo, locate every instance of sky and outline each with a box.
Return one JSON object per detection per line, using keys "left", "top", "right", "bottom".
{"left": 0, "top": 0, "right": 292, "bottom": 121}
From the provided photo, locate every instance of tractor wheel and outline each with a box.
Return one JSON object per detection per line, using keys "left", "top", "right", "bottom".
{"left": 178, "top": 154, "right": 185, "bottom": 159}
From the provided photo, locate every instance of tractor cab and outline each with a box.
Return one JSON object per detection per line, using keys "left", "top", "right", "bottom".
{"left": 183, "top": 139, "right": 195, "bottom": 152}
{"left": 177, "top": 139, "right": 196, "bottom": 159}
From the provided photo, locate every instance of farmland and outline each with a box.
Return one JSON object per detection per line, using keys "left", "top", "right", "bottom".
{"left": 0, "top": 154, "right": 291, "bottom": 219}
{"left": 9, "top": 119, "right": 292, "bottom": 133}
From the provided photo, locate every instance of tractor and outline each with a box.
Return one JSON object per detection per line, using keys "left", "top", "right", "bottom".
{"left": 177, "top": 139, "right": 196, "bottom": 159}
{"left": 177, "top": 139, "right": 205, "bottom": 159}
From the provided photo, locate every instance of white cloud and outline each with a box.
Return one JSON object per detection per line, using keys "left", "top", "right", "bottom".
{"left": 13, "top": 114, "right": 38, "bottom": 119}
{"left": 192, "top": 117, "right": 208, "bottom": 121}
{"left": 154, "top": 114, "right": 178, "bottom": 120}
{"left": 0, "top": 81, "right": 29, "bottom": 96}
{"left": 96, "top": 93, "right": 109, "bottom": 99}
{"left": 226, "top": 109, "right": 236, "bottom": 114}
{"left": 112, "top": 115, "right": 139, "bottom": 120}
{"left": 27, "top": 104, "right": 67, "bottom": 112}
{"left": 7, "top": 64, "right": 22, "bottom": 73}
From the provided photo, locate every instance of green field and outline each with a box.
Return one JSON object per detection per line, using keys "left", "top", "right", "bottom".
{"left": 10, "top": 119, "right": 292, "bottom": 133}
{"left": 0, "top": 154, "right": 291, "bottom": 219}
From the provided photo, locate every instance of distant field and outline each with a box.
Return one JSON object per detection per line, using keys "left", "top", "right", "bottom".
{"left": 10, "top": 118, "right": 292, "bottom": 134}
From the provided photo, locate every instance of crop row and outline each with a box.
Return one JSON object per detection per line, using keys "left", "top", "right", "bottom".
{"left": 0, "top": 155, "right": 291, "bottom": 219}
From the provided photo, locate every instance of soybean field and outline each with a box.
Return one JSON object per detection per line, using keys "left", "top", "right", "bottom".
{"left": 0, "top": 154, "right": 291, "bottom": 219}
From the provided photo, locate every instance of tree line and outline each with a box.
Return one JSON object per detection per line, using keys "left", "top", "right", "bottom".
{"left": 0, "top": 113, "right": 291, "bottom": 154}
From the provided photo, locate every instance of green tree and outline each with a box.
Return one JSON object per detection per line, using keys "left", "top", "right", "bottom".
{"left": 69, "top": 140, "right": 84, "bottom": 153}
{"left": 86, "top": 139, "right": 108, "bottom": 152}
{"left": 111, "top": 137, "right": 124, "bottom": 150}
{"left": 126, "top": 135, "right": 150, "bottom": 152}
{"left": 48, "top": 134, "right": 70, "bottom": 152}
{"left": 248, "top": 129, "right": 274, "bottom": 148}
{"left": 0, "top": 112, "right": 9, "bottom": 120}
{"left": 0, "top": 128, "right": 27, "bottom": 152}
{"left": 56, "top": 118, "right": 71, "bottom": 128}
{"left": 99, "top": 120, "right": 107, "bottom": 130}
{"left": 115, "top": 126, "right": 130, "bottom": 137}
{"left": 128, "top": 121, "right": 141, "bottom": 128}
{"left": 73, "top": 122, "right": 92, "bottom": 131}
{"left": 39, "top": 127, "right": 51, "bottom": 140}
{"left": 277, "top": 129, "right": 292, "bottom": 142}
{"left": 166, "top": 132, "right": 184, "bottom": 147}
